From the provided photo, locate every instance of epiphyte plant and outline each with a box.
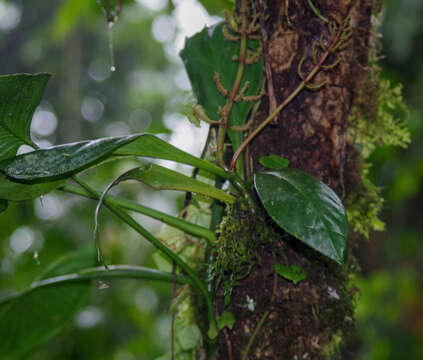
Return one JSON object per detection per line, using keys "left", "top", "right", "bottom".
{"left": 0, "top": 0, "right": 355, "bottom": 358}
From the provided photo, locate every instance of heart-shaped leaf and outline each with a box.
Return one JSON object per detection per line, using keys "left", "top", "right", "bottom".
{"left": 254, "top": 168, "right": 348, "bottom": 264}
{"left": 0, "top": 73, "right": 50, "bottom": 162}
{"left": 180, "top": 22, "right": 263, "bottom": 151}
{"left": 274, "top": 263, "right": 307, "bottom": 284}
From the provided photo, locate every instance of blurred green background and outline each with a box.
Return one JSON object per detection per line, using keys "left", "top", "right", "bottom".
{"left": 0, "top": 0, "right": 422, "bottom": 359}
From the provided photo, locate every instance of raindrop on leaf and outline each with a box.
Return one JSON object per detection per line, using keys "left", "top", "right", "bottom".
{"left": 97, "top": 280, "right": 110, "bottom": 290}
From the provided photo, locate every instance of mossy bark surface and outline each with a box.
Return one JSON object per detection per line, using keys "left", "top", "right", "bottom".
{"left": 215, "top": 1, "right": 375, "bottom": 358}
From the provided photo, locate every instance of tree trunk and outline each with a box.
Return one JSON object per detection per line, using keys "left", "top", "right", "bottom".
{"left": 216, "top": 1, "right": 375, "bottom": 358}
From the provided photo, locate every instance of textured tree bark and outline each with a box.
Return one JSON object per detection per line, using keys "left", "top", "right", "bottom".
{"left": 217, "top": 0, "right": 375, "bottom": 358}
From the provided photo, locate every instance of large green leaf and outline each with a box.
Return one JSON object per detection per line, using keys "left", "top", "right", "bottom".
{"left": 117, "top": 164, "right": 235, "bottom": 204}
{"left": 180, "top": 22, "right": 263, "bottom": 151}
{"left": 115, "top": 134, "right": 228, "bottom": 178}
{"left": 0, "top": 245, "right": 96, "bottom": 359}
{"left": 0, "top": 134, "right": 229, "bottom": 181}
{"left": 254, "top": 168, "right": 349, "bottom": 264}
{"left": 0, "top": 73, "right": 50, "bottom": 162}
{"left": 0, "top": 174, "right": 64, "bottom": 201}
{"left": 0, "top": 135, "right": 138, "bottom": 180}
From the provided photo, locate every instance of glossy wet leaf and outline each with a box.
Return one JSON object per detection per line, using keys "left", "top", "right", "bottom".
{"left": 259, "top": 155, "right": 289, "bottom": 170}
{"left": 1, "top": 134, "right": 229, "bottom": 181}
{"left": 0, "top": 135, "right": 138, "bottom": 180}
{"left": 275, "top": 263, "right": 307, "bottom": 285}
{"left": 0, "top": 73, "right": 50, "bottom": 162}
{"left": 254, "top": 168, "right": 348, "bottom": 264}
{"left": 180, "top": 22, "right": 263, "bottom": 151}
{"left": 115, "top": 164, "right": 234, "bottom": 203}
{"left": 0, "top": 245, "right": 96, "bottom": 359}
{"left": 0, "top": 173, "right": 64, "bottom": 201}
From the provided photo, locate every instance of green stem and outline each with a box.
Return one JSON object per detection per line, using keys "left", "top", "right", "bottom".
{"left": 33, "top": 265, "right": 192, "bottom": 288}
{"left": 60, "top": 183, "right": 217, "bottom": 245}
{"left": 241, "top": 311, "right": 269, "bottom": 360}
{"left": 70, "top": 176, "right": 216, "bottom": 328}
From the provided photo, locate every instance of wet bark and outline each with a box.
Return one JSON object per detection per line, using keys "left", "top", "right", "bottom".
{"left": 217, "top": 0, "right": 375, "bottom": 358}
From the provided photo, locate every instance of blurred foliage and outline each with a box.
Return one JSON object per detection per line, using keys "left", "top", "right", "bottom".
{"left": 0, "top": 0, "right": 422, "bottom": 359}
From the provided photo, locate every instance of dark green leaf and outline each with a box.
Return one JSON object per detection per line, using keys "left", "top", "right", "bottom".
{"left": 0, "top": 173, "right": 64, "bottom": 201}
{"left": 197, "top": 0, "right": 234, "bottom": 15}
{"left": 0, "top": 135, "right": 137, "bottom": 181}
{"left": 180, "top": 22, "right": 263, "bottom": 151}
{"left": 118, "top": 164, "right": 235, "bottom": 203}
{"left": 0, "top": 73, "right": 50, "bottom": 162}
{"left": 1, "top": 134, "right": 229, "bottom": 181}
{"left": 259, "top": 155, "right": 289, "bottom": 170}
{"left": 254, "top": 168, "right": 349, "bottom": 264}
{"left": 0, "top": 245, "right": 96, "bottom": 359}
{"left": 0, "top": 199, "right": 7, "bottom": 214}
{"left": 274, "top": 263, "right": 307, "bottom": 285}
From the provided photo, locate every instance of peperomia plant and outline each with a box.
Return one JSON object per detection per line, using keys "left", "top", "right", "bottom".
{"left": 0, "top": 0, "right": 353, "bottom": 359}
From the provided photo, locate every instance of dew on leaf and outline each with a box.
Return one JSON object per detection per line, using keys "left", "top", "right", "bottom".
{"left": 97, "top": 280, "right": 110, "bottom": 290}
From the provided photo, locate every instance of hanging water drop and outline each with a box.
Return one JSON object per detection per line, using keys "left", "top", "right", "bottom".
{"left": 98, "top": 280, "right": 110, "bottom": 290}
{"left": 107, "top": 20, "right": 116, "bottom": 73}
{"left": 33, "top": 251, "right": 40, "bottom": 265}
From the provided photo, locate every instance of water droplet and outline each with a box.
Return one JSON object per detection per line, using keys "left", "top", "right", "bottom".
{"left": 33, "top": 251, "right": 40, "bottom": 265}
{"left": 97, "top": 280, "right": 110, "bottom": 290}
{"left": 107, "top": 20, "right": 116, "bottom": 73}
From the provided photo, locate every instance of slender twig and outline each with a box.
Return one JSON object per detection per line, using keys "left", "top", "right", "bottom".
{"left": 223, "top": 327, "right": 234, "bottom": 360}
{"left": 230, "top": 19, "right": 346, "bottom": 169}
{"left": 257, "top": 0, "right": 278, "bottom": 124}
{"left": 70, "top": 176, "right": 216, "bottom": 327}
{"left": 60, "top": 183, "right": 217, "bottom": 244}
{"left": 216, "top": 0, "right": 249, "bottom": 168}
{"left": 171, "top": 262, "right": 176, "bottom": 360}
{"left": 192, "top": 106, "right": 222, "bottom": 125}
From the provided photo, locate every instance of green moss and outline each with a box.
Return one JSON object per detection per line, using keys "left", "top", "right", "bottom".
{"left": 322, "top": 330, "right": 343, "bottom": 358}
{"left": 345, "top": 164, "right": 385, "bottom": 239}
{"left": 213, "top": 201, "right": 275, "bottom": 281}
{"left": 349, "top": 68, "right": 410, "bottom": 159}
{"left": 346, "top": 66, "right": 410, "bottom": 238}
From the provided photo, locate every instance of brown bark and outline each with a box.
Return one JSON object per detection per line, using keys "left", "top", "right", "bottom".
{"left": 217, "top": 0, "right": 375, "bottom": 358}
